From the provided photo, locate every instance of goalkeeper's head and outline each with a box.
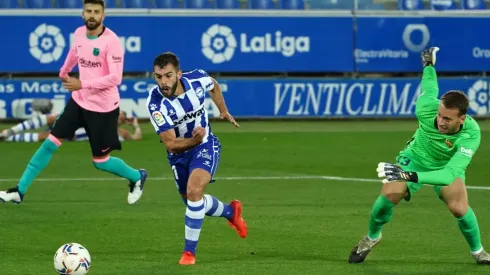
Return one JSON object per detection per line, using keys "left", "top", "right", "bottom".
{"left": 437, "top": 91, "right": 469, "bottom": 134}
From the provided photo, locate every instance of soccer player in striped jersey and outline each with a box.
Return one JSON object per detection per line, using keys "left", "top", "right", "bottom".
{"left": 146, "top": 52, "right": 247, "bottom": 265}
{"left": 0, "top": 111, "right": 142, "bottom": 143}
{"left": 349, "top": 47, "right": 490, "bottom": 265}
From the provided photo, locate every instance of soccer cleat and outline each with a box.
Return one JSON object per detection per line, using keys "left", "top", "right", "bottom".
{"left": 473, "top": 250, "right": 490, "bottom": 264}
{"left": 127, "top": 169, "right": 147, "bottom": 204}
{"left": 227, "top": 200, "right": 248, "bottom": 238}
{"left": 0, "top": 186, "right": 24, "bottom": 204}
{"left": 178, "top": 251, "right": 196, "bottom": 265}
{"left": 348, "top": 234, "right": 382, "bottom": 264}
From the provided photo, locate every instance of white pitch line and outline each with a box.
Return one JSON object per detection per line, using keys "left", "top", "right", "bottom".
{"left": 0, "top": 175, "right": 488, "bottom": 190}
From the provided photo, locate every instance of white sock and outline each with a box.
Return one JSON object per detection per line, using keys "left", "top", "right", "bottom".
{"left": 11, "top": 115, "right": 48, "bottom": 133}
{"left": 7, "top": 133, "right": 39, "bottom": 142}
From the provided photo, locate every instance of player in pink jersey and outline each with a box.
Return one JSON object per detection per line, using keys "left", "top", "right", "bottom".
{"left": 0, "top": 0, "right": 147, "bottom": 205}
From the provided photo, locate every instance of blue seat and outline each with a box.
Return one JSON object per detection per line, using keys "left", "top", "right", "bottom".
{"left": 359, "top": 3, "right": 385, "bottom": 9}
{"left": 430, "top": 0, "right": 456, "bottom": 10}
{"left": 101, "top": 0, "right": 117, "bottom": 8}
{"left": 56, "top": 0, "right": 83, "bottom": 8}
{"left": 281, "top": 0, "right": 304, "bottom": 9}
{"left": 24, "top": 0, "right": 51, "bottom": 8}
{"left": 153, "top": 0, "right": 180, "bottom": 8}
{"left": 0, "top": 0, "right": 19, "bottom": 8}
{"left": 184, "top": 0, "right": 215, "bottom": 8}
{"left": 216, "top": 0, "right": 240, "bottom": 8}
{"left": 308, "top": 0, "right": 354, "bottom": 10}
{"left": 356, "top": 0, "right": 382, "bottom": 9}
{"left": 249, "top": 0, "right": 275, "bottom": 9}
{"left": 398, "top": 0, "right": 424, "bottom": 10}
{"left": 461, "top": 0, "right": 486, "bottom": 9}
{"left": 122, "top": 0, "right": 150, "bottom": 8}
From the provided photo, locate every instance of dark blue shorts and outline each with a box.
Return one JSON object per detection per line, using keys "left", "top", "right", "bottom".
{"left": 168, "top": 135, "right": 221, "bottom": 195}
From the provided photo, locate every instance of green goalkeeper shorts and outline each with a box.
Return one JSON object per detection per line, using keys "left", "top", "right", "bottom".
{"left": 395, "top": 153, "right": 466, "bottom": 202}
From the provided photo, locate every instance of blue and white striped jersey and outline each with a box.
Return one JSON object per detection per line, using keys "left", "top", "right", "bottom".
{"left": 146, "top": 69, "right": 215, "bottom": 147}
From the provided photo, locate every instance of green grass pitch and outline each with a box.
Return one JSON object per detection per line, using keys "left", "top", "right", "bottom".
{"left": 1, "top": 120, "right": 490, "bottom": 275}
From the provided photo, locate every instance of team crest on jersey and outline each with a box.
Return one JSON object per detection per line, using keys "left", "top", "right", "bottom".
{"left": 445, "top": 139, "right": 453, "bottom": 148}
{"left": 152, "top": 111, "right": 166, "bottom": 126}
{"left": 93, "top": 48, "right": 100, "bottom": 56}
{"left": 195, "top": 87, "right": 204, "bottom": 98}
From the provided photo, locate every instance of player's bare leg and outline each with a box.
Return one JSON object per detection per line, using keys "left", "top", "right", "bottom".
{"left": 179, "top": 168, "right": 210, "bottom": 265}
{"left": 349, "top": 181, "right": 408, "bottom": 263}
{"left": 439, "top": 178, "right": 490, "bottom": 264}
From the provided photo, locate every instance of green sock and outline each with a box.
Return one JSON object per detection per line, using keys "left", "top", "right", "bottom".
{"left": 457, "top": 207, "right": 483, "bottom": 253}
{"left": 18, "top": 139, "right": 59, "bottom": 194}
{"left": 93, "top": 157, "right": 141, "bottom": 182}
{"left": 368, "top": 195, "right": 395, "bottom": 240}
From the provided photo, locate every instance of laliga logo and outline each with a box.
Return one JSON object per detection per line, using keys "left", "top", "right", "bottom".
{"left": 468, "top": 80, "right": 490, "bottom": 115}
{"left": 201, "top": 24, "right": 237, "bottom": 64}
{"left": 29, "top": 23, "right": 66, "bottom": 64}
{"left": 201, "top": 24, "right": 310, "bottom": 64}
{"left": 402, "top": 24, "right": 430, "bottom": 52}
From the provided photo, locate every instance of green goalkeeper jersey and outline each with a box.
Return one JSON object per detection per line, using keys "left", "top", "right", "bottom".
{"left": 400, "top": 66, "right": 481, "bottom": 186}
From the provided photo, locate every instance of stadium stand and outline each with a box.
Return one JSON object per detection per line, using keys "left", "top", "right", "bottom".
{"left": 0, "top": 0, "right": 488, "bottom": 10}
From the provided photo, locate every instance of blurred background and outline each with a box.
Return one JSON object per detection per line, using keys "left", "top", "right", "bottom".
{"left": 2, "top": 2, "right": 490, "bottom": 274}
{"left": 0, "top": 0, "right": 489, "bottom": 121}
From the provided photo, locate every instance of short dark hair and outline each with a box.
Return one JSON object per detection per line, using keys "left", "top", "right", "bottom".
{"left": 153, "top": 52, "right": 180, "bottom": 71}
{"left": 84, "top": 0, "right": 105, "bottom": 9}
{"left": 441, "top": 90, "right": 469, "bottom": 116}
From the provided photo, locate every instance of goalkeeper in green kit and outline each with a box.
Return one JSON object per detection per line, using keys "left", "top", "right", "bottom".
{"left": 348, "top": 47, "right": 490, "bottom": 265}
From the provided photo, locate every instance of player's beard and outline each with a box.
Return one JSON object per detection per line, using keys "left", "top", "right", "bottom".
{"left": 84, "top": 18, "right": 101, "bottom": 31}
{"left": 161, "top": 80, "right": 178, "bottom": 98}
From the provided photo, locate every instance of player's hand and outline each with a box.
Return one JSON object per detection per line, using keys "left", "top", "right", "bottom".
{"left": 220, "top": 112, "right": 240, "bottom": 128}
{"left": 192, "top": 127, "right": 205, "bottom": 143}
{"left": 376, "top": 162, "right": 418, "bottom": 184}
{"left": 62, "top": 76, "right": 82, "bottom": 92}
{"left": 421, "top": 47, "right": 440, "bottom": 67}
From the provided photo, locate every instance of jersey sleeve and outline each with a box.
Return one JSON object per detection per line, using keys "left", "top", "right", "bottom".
{"left": 147, "top": 97, "right": 174, "bottom": 135}
{"left": 416, "top": 134, "right": 481, "bottom": 186}
{"left": 59, "top": 45, "right": 78, "bottom": 78}
{"left": 195, "top": 69, "right": 214, "bottom": 92}
{"left": 415, "top": 66, "right": 440, "bottom": 124}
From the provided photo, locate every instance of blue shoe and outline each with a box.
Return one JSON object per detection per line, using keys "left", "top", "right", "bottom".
{"left": 127, "top": 169, "right": 147, "bottom": 204}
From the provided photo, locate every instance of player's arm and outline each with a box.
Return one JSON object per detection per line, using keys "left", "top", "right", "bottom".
{"left": 416, "top": 136, "right": 480, "bottom": 186}
{"left": 208, "top": 77, "right": 239, "bottom": 127}
{"left": 148, "top": 104, "right": 202, "bottom": 154}
{"left": 59, "top": 45, "right": 78, "bottom": 78}
{"left": 416, "top": 47, "right": 441, "bottom": 109}
{"left": 118, "top": 118, "right": 142, "bottom": 141}
{"left": 81, "top": 37, "right": 123, "bottom": 90}
{"left": 118, "top": 128, "right": 142, "bottom": 141}
{"left": 159, "top": 128, "right": 203, "bottom": 154}
{"left": 208, "top": 78, "right": 227, "bottom": 114}
{"left": 378, "top": 136, "right": 480, "bottom": 186}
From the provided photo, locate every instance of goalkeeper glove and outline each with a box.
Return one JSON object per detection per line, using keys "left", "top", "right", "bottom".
{"left": 421, "top": 47, "right": 440, "bottom": 67}
{"left": 376, "top": 162, "right": 418, "bottom": 184}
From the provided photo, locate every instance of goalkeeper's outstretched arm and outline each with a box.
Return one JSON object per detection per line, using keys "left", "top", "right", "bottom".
{"left": 377, "top": 136, "right": 480, "bottom": 186}
{"left": 416, "top": 137, "right": 480, "bottom": 186}
{"left": 417, "top": 47, "right": 440, "bottom": 107}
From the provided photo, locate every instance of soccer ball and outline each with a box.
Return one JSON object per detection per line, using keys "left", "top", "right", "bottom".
{"left": 54, "top": 243, "right": 91, "bottom": 275}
